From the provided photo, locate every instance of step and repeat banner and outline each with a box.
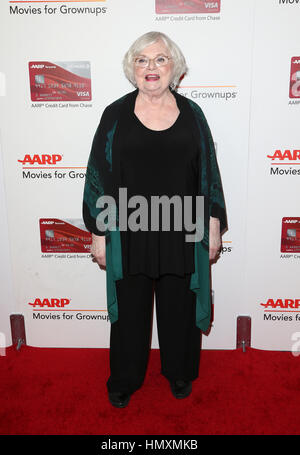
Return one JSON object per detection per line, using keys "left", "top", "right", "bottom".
{"left": 245, "top": 1, "right": 300, "bottom": 351}
{"left": 0, "top": 0, "right": 299, "bottom": 350}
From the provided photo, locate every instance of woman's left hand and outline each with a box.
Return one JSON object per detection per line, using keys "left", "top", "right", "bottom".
{"left": 209, "top": 217, "right": 222, "bottom": 261}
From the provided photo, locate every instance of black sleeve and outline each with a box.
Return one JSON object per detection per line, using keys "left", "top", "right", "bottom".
{"left": 82, "top": 107, "right": 112, "bottom": 236}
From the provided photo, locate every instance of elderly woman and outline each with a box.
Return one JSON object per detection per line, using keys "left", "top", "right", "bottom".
{"left": 83, "top": 31, "right": 227, "bottom": 408}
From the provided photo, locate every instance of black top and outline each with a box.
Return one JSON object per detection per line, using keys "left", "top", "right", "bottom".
{"left": 119, "top": 104, "right": 199, "bottom": 278}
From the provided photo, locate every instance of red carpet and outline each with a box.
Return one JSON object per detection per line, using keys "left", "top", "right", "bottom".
{"left": 0, "top": 346, "right": 300, "bottom": 435}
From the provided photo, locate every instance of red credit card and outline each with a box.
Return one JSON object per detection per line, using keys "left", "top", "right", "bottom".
{"left": 29, "top": 61, "right": 92, "bottom": 101}
{"left": 281, "top": 217, "right": 300, "bottom": 252}
{"left": 155, "top": 0, "right": 221, "bottom": 14}
{"left": 39, "top": 218, "right": 92, "bottom": 253}
{"left": 290, "top": 57, "right": 300, "bottom": 98}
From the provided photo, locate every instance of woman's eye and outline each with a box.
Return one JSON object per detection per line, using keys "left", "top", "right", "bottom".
{"left": 136, "top": 58, "right": 147, "bottom": 64}
{"left": 156, "top": 56, "right": 167, "bottom": 64}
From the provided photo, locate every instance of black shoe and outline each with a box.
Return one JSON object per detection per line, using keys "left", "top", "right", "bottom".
{"left": 169, "top": 380, "right": 192, "bottom": 399}
{"left": 108, "top": 391, "right": 131, "bottom": 408}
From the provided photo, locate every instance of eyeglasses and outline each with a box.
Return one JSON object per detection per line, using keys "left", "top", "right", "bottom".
{"left": 134, "top": 55, "right": 172, "bottom": 68}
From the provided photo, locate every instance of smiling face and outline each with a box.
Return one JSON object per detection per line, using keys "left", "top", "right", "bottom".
{"left": 133, "top": 40, "right": 174, "bottom": 96}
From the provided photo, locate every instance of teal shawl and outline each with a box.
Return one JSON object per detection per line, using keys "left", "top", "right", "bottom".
{"left": 83, "top": 89, "right": 227, "bottom": 332}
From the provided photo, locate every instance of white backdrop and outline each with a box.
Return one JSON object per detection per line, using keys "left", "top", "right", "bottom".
{"left": 0, "top": 138, "right": 14, "bottom": 351}
{"left": 0, "top": 0, "right": 299, "bottom": 351}
{"left": 245, "top": 1, "right": 300, "bottom": 350}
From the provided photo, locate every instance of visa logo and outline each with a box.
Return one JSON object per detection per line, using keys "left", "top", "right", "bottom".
{"left": 205, "top": 2, "right": 219, "bottom": 8}
{"left": 76, "top": 91, "right": 90, "bottom": 97}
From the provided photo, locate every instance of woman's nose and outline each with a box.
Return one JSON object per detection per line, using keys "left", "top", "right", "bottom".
{"left": 147, "top": 58, "right": 156, "bottom": 70}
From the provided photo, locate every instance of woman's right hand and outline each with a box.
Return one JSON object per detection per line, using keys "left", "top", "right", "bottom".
{"left": 91, "top": 233, "right": 106, "bottom": 269}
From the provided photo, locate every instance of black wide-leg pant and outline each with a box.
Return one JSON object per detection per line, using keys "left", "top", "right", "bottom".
{"left": 106, "top": 272, "right": 202, "bottom": 395}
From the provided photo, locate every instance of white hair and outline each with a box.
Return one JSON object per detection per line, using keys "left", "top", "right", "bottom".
{"left": 123, "top": 31, "right": 188, "bottom": 90}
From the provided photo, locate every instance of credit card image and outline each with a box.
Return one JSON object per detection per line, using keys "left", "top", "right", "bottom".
{"left": 29, "top": 61, "right": 92, "bottom": 101}
{"left": 281, "top": 217, "right": 300, "bottom": 252}
{"left": 39, "top": 218, "right": 92, "bottom": 253}
{"left": 155, "top": 0, "right": 221, "bottom": 14}
{"left": 290, "top": 57, "right": 300, "bottom": 98}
